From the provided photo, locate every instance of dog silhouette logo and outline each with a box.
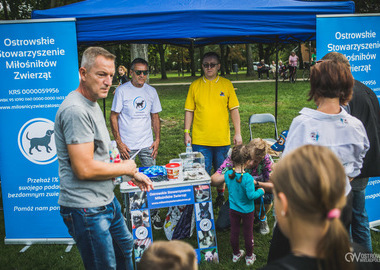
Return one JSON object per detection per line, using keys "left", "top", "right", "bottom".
{"left": 26, "top": 130, "right": 54, "bottom": 155}
{"left": 133, "top": 96, "right": 146, "bottom": 111}
{"left": 18, "top": 118, "right": 57, "bottom": 165}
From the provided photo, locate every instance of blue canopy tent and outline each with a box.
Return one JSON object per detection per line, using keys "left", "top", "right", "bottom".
{"left": 32, "top": 0, "right": 355, "bottom": 121}
{"left": 32, "top": 0, "right": 354, "bottom": 45}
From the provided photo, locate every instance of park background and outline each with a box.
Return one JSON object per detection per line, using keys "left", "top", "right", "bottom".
{"left": 1, "top": 0, "right": 380, "bottom": 269}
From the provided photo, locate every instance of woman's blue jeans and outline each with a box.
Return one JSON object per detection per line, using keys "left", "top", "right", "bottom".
{"left": 60, "top": 197, "right": 134, "bottom": 270}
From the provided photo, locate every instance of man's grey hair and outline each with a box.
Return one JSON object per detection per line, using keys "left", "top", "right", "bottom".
{"left": 322, "top": 52, "right": 350, "bottom": 68}
{"left": 81, "top": 47, "right": 116, "bottom": 71}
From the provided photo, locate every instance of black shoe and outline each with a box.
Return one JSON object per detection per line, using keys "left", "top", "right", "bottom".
{"left": 214, "top": 194, "right": 225, "bottom": 209}
{"left": 151, "top": 212, "right": 164, "bottom": 229}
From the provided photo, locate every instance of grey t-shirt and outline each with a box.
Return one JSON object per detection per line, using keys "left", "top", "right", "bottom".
{"left": 54, "top": 91, "right": 114, "bottom": 208}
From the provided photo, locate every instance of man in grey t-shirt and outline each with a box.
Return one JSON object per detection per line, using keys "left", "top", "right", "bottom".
{"left": 55, "top": 47, "right": 153, "bottom": 270}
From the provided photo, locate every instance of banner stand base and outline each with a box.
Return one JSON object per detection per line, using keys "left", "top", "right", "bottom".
{"left": 5, "top": 238, "right": 75, "bottom": 247}
{"left": 20, "top": 245, "right": 30, "bottom": 253}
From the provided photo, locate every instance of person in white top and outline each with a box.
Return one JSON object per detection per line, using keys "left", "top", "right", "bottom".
{"left": 110, "top": 58, "right": 162, "bottom": 167}
{"left": 288, "top": 51, "right": 298, "bottom": 83}
{"left": 267, "top": 59, "right": 369, "bottom": 263}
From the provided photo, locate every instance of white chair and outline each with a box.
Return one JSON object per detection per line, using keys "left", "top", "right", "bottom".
{"left": 248, "top": 113, "right": 278, "bottom": 143}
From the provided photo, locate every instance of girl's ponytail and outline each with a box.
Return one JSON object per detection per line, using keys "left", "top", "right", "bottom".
{"left": 317, "top": 215, "right": 354, "bottom": 270}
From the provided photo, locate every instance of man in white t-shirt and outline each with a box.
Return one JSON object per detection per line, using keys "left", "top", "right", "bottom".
{"left": 110, "top": 58, "right": 162, "bottom": 167}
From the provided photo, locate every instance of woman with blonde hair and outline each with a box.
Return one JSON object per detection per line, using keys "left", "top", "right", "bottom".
{"left": 261, "top": 145, "right": 378, "bottom": 270}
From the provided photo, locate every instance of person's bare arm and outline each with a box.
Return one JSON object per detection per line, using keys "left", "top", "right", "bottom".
{"left": 211, "top": 172, "right": 225, "bottom": 187}
{"left": 67, "top": 142, "right": 153, "bottom": 191}
{"left": 184, "top": 110, "right": 194, "bottom": 146}
{"left": 110, "top": 111, "right": 130, "bottom": 159}
{"left": 150, "top": 113, "right": 161, "bottom": 159}
{"left": 230, "top": 108, "right": 242, "bottom": 145}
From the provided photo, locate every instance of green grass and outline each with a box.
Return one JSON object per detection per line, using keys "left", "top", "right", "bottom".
{"left": 1, "top": 76, "right": 379, "bottom": 269}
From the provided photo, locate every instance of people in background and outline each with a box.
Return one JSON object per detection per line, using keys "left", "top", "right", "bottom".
{"left": 311, "top": 48, "right": 317, "bottom": 66}
{"left": 288, "top": 51, "right": 298, "bottom": 83}
{"left": 118, "top": 65, "right": 128, "bottom": 85}
{"left": 258, "top": 59, "right": 270, "bottom": 80}
{"left": 138, "top": 240, "right": 198, "bottom": 270}
{"left": 269, "top": 60, "right": 277, "bottom": 78}
{"left": 184, "top": 51, "right": 242, "bottom": 210}
{"left": 213, "top": 144, "right": 265, "bottom": 266}
{"left": 54, "top": 47, "right": 153, "bottom": 270}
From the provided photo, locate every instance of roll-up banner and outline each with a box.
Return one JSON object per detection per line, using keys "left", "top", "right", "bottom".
{"left": 0, "top": 19, "right": 78, "bottom": 243}
{"left": 317, "top": 14, "right": 380, "bottom": 227}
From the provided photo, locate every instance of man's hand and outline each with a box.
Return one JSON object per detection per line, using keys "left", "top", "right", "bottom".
{"left": 233, "top": 133, "right": 243, "bottom": 145}
{"left": 117, "top": 141, "right": 131, "bottom": 160}
{"left": 184, "top": 132, "right": 192, "bottom": 146}
{"left": 150, "top": 140, "right": 160, "bottom": 159}
{"left": 132, "top": 172, "right": 154, "bottom": 192}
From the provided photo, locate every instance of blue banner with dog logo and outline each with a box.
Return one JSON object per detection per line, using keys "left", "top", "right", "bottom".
{"left": 0, "top": 19, "right": 78, "bottom": 242}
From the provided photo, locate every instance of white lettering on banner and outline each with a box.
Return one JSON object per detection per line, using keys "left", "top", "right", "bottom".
{"left": 335, "top": 30, "right": 376, "bottom": 40}
{"left": 350, "top": 64, "right": 372, "bottom": 73}
{"left": 327, "top": 43, "right": 380, "bottom": 52}
{"left": 4, "top": 37, "right": 55, "bottom": 46}
{"left": 14, "top": 71, "right": 52, "bottom": 80}
{"left": 6, "top": 60, "right": 57, "bottom": 69}
{"left": 365, "top": 192, "right": 380, "bottom": 200}
{"left": 368, "top": 179, "right": 380, "bottom": 186}
{"left": 0, "top": 48, "right": 65, "bottom": 58}
{"left": 151, "top": 198, "right": 192, "bottom": 205}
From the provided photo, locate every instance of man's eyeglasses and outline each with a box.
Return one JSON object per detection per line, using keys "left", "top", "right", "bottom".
{"left": 133, "top": 70, "right": 149, "bottom": 76}
{"left": 202, "top": 63, "right": 218, "bottom": 69}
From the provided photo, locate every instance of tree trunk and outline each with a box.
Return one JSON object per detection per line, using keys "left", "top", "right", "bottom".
{"left": 158, "top": 44, "right": 168, "bottom": 80}
{"left": 2, "top": 0, "right": 9, "bottom": 19}
{"left": 225, "top": 45, "right": 230, "bottom": 74}
{"left": 50, "top": 0, "right": 57, "bottom": 8}
{"left": 246, "top": 44, "right": 254, "bottom": 77}
{"left": 298, "top": 42, "right": 304, "bottom": 69}
{"left": 220, "top": 45, "right": 225, "bottom": 76}
{"left": 199, "top": 46, "right": 205, "bottom": 76}
{"left": 189, "top": 43, "right": 196, "bottom": 77}
{"left": 258, "top": 43, "right": 264, "bottom": 62}
{"left": 130, "top": 44, "right": 149, "bottom": 82}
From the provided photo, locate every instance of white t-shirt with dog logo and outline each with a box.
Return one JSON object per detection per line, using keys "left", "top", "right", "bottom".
{"left": 111, "top": 81, "right": 162, "bottom": 150}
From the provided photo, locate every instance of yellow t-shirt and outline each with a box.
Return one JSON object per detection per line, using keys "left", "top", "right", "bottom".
{"left": 184, "top": 76, "right": 239, "bottom": 146}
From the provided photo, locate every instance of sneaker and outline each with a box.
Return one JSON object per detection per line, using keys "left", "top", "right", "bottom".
{"left": 214, "top": 194, "right": 225, "bottom": 210}
{"left": 259, "top": 219, "right": 270, "bottom": 235}
{"left": 232, "top": 250, "right": 245, "bottom": 263}
{"left": 245, "top": 254, "right": 256, "bottom": 266}
{"left": 151, "top": 212, "right": 164, "bottom": 229}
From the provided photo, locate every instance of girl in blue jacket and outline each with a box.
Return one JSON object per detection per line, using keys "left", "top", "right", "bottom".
{"left": 224, "top": 144, "right": 265, "bottom": 266}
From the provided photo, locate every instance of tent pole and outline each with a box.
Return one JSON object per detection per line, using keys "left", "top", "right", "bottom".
{"left": 275, "top": 37, "right": 279, "bottom": 131}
